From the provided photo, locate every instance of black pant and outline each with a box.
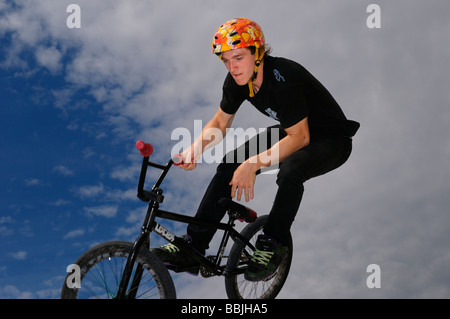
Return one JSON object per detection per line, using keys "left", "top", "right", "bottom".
{"left": 187, "top": 125, "right": 353, "bottom": 251}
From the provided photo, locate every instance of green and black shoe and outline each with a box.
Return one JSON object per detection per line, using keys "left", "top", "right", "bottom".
{"left": 150, "top": 235, "right": 201, "bottom": 275}
{"left": 244, "top": 234, "right": 288, "bottom": 282}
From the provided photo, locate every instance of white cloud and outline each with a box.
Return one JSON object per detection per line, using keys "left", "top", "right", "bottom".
{"left": 0, "top": 216, "right": 14, "bottom": 224}
{"left": 63, "top": 228, "right": 85, "bottom": 239}
{"left": 51, "top": 199, "right": 71, "bottom": 206}
{"left": 24, "top": 178, "right": 41, "bottom": 186}
{"left": 84, "top": 205, "right": 118, "bottom": 218}
{"left": 106, "top": 188, "right": 136, "bottom": 202}
{"left": 74, "top": 183, "right": 104, "bottom": 198}
{"left": 110, "top": 164, "right": 140, "bottom": 182}
{"left": 35, "top": 45, "right": 63, "bottom": 74}
{"left": 0, "top": 285, "right": 34, "bottom": 299}
{"left": 53, "top": 165, "right": 74, "bottom": 176}
{"left": 10, "top": 251, "right": 27, "bottom": 260}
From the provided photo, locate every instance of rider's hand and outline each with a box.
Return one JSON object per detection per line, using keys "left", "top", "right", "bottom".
{"left": 229, "top": 161, "right": 258, "bottom": 202}
{"left": 178, "top": 144, "right": 200, "bottom": 170}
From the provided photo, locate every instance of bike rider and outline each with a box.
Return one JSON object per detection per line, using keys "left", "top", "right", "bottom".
{"left": 152, "top": 18, "right": 360, "bottom": 281}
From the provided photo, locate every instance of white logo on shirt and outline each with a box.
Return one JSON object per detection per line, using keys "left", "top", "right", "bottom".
{"left": 273, "top": 69, "right": 285, "bottom": 82}
{"left": 265, "top": 108, "right": 279, "bottom": 120}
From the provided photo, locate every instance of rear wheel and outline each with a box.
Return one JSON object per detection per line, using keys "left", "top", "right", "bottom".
{"left": 225, "top": 215, "right": 293, "bottom": 299}
{"left": 61, "top": 241, "right": 176, "bottom": 299}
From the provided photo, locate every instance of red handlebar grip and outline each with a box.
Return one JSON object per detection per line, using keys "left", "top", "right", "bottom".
{"left": 172, "top": 154, "right": 184, "bottom": 166}
{"left": 136, "top": 140, "right": 153, "bottom": 157}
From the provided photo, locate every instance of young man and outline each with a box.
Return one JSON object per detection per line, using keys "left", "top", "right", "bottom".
{"left": 152, "top": 18, "right": 360, "bottom": 281}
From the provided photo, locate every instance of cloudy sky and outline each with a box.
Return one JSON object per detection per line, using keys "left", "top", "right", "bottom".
{"left": 1, "top": 0, "right": 449, "bottom": 299}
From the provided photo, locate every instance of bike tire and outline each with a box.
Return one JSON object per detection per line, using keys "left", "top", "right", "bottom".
{"left": 60, "top": 240, "right": 176, "bottom": 299}
{"left": 225, "top": 215, "right": 293, "bottom": 299}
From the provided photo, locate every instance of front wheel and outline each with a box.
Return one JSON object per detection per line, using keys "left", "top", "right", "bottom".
{"left": 225, "top": 215, "right": 293, "bottom": 299}
{"left": 61, "top": 241, "right": 176, "bottom": 299}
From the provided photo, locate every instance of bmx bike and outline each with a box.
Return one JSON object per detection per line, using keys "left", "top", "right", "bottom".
{"left": 60, "top": 140, "right": 292, "bottom": 299}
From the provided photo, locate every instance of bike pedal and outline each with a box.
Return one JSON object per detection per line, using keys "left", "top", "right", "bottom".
{"left": 200, "top": 255, "right": 218, "bottom": 278}
{"left": 200, "top": 267, "right": 215, "bottom": 278}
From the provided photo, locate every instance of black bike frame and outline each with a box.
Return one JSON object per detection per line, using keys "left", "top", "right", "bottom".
{"left": 115, "top": 156, "right": 254, "bottom": 299}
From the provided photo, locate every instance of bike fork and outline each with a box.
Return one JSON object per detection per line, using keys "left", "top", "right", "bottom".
{"left": 115, "top": 233, "right": 149, "bottom": 299}
{"left": 116, "top": 196, "right": 160, "bottom": 299}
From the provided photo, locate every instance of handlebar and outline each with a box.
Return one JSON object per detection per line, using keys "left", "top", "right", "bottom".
{"left": 171, "top": 154, "right": 184, "bottom": 166}
{"left": 136, "top": 140, "right": 153, "bottom": 157}
{"left": 135, "top": 140, "right": 184, "bottom": 165}
{"left": 135, "top": 140, "right": 184, "bottom": 203}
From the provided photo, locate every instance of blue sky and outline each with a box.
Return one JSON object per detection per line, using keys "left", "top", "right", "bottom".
{"left": 0, "top": 39, "right": 136, "bottom": 297}
{"left": 1, "top": 0, "right": 450, "bottom": 299}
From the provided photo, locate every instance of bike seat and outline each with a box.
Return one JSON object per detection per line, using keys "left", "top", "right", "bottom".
{"left": 218, "top": 198, "right": 257, "bottom": 223}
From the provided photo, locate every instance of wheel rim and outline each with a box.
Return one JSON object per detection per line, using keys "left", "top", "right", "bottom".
{"left": 74, "top": 251, "right": 164, "bottom": 299}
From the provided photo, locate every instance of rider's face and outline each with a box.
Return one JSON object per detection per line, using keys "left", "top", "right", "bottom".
{"left": 221, "top": 48, "right": 254, "bottom": 86}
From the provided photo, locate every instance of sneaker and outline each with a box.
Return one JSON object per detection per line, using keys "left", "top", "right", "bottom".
{"left": 150, "top": 235, "right": 200, "bottom": 275}
{"left": 244, "top": 234, "right": 288, "bottom": 282}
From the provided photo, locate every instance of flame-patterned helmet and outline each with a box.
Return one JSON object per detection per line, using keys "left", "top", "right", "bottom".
{"left": 212, "top": 18, "right": 265, "bottom": 55}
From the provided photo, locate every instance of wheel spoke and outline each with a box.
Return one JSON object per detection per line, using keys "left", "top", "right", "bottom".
{"left": 61, "top": 241, "right": 176, "bottom": 299}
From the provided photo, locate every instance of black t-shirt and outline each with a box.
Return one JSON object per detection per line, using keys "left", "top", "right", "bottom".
{"left": 220, "top": 55, "right": 360, "bottom": 138}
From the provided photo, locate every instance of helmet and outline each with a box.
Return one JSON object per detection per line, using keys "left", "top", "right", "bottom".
{"left": 212, "top": 18, "right": 265, "bottom": 97}
{"left": 212, "top": 17, "right": 265, "bottom": 55}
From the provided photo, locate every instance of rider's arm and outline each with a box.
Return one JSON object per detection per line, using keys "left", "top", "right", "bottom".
{"left": 199, "top": 107, "right": 235, "bottom": 152}
{"left": 180, "top": 107, "right": 235, "bottom": 169}
{"left": 250, "top": 117, "right": 310, "bottom": 169}
{"left": 229, "top": 117, "right": 310, "bottom": 202}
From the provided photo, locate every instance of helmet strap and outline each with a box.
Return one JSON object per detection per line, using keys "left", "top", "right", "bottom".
{"left": 248, "top": 49, "right": 264, "bottom": 98}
